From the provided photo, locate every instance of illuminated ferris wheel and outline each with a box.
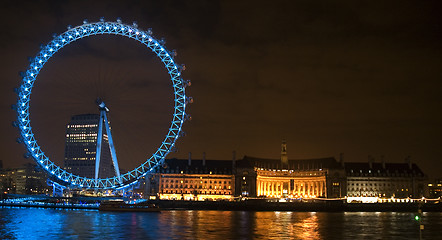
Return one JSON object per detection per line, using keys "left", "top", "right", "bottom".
{"left": 14, "top": 18, "right": 192, "bottom": 190}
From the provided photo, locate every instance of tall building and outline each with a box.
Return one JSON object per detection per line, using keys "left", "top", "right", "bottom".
{"left": 64, "top": 114, "right": 115, "bottom": 179}
{"left": 15, "top": 163, "right": 49, "bottom": 195}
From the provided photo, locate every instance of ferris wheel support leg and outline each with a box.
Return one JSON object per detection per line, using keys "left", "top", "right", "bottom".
{"left": 103, "top": 112, "right": 122, "bottom": 182}
{"left": 47, "top": 179, "right": 66, "bottom": 197}
{"left": 94, "top": 112, "right": 104, "bottom": 182}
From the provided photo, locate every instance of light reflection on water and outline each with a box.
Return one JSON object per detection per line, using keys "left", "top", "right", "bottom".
{"left": 1, "top": 207, "right": 442, "bottom": 239}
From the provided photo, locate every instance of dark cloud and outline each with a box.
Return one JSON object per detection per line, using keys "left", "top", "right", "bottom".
{"left": 1, "top": 0, "right": 442, "bottom": 178}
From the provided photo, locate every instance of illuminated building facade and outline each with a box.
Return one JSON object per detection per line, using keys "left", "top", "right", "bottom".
{"left": 0, "top": 168, "right": 17, "bottom": 193}
{"left": 64, "top": 114, "right": 115, "bottom": 179}
{"left": 428, "top": 179, "right": 442, "bottom": 198}
{"left": 143, "top": 144, "right": 430, "bottom": 201}
{"left": 234, "top": 141, "right": 346, "bottom": 198}
{"left": 235, "top": 156, "right": 346, "bottom": 198}
{"left": 0, "top": 163, "right": 49, "bottom": 194}
{"left": 145, "top": 157, "right": 235, "bottom": 201}
{"left": 345, "top": 159, "right": 428, "bottom": 200}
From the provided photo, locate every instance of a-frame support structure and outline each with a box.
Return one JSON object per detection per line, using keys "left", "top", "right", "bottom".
{"left": 95, "top": 99, "right": 121, "bottom": 183}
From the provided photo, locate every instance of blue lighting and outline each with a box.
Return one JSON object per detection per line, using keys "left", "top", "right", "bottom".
{"left": 16, "top": 19, "right": 190, "bottom": 190}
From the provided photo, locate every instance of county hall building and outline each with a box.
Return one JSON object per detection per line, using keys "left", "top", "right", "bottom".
{"left": 144, "top": 142, "right": 428, "bottom": 201}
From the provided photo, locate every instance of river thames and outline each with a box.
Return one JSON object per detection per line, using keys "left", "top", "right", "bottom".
{"left": 1, "top": 207, "right": 441, "bottom": 239}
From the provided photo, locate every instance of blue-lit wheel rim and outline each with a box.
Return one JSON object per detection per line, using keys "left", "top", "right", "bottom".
{"left": 15, "top": 20, "right": 190, "bottom": 189}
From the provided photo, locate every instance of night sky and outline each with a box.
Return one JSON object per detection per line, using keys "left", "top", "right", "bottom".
{"left": 1, "top": 1, "right": 441, "bottom": 178}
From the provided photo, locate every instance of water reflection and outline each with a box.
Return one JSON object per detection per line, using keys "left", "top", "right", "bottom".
{"left": 1, "top": 208, "right": 442, "bottom": 239}
{"left": 252, "top": 212, "right": 320, "bottom": 239}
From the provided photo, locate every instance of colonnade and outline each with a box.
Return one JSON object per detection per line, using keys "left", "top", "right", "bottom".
{"left": 257, "top": 179, "right": 326, "bottom": 198}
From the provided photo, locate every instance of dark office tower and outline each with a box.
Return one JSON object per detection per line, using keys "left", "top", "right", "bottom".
{"left": 64, "top": 114, "right": 116, "bottom": 178}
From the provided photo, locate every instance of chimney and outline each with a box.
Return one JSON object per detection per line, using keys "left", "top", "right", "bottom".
{"left": 339, "top": 153, "right": 344, "bottom": 167}
{"left": 188, "top": 152, "right": 192, "bottom": 166}
{"left": 406, "top": 156, "right": 412, "bottom": 169}
{"left": 232, "top": 150, "right": 236, "bottom": 169}
{"left": 368, "top": 155, "right": 373, "bottom": 169}
{"left": 202, "top": 152, "right": 206, "bottom": 166}
{"left": 381, "top": 155, "right": 385, "bottom": 169}
{"left": 281, "top": 140, "right": 288, "bottom": 169}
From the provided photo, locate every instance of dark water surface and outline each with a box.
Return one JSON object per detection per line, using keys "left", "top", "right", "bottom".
{"left": 1, "top": 207, "right": 441, "bottom": 239}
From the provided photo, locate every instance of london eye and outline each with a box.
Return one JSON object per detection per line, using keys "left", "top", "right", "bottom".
{"left": 14, "top": 18, "right": 191, "bottom": 190}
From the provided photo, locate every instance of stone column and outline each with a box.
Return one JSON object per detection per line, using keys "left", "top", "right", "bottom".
{"left": 314, "top": 182, "right": 318, "bottom": 196}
